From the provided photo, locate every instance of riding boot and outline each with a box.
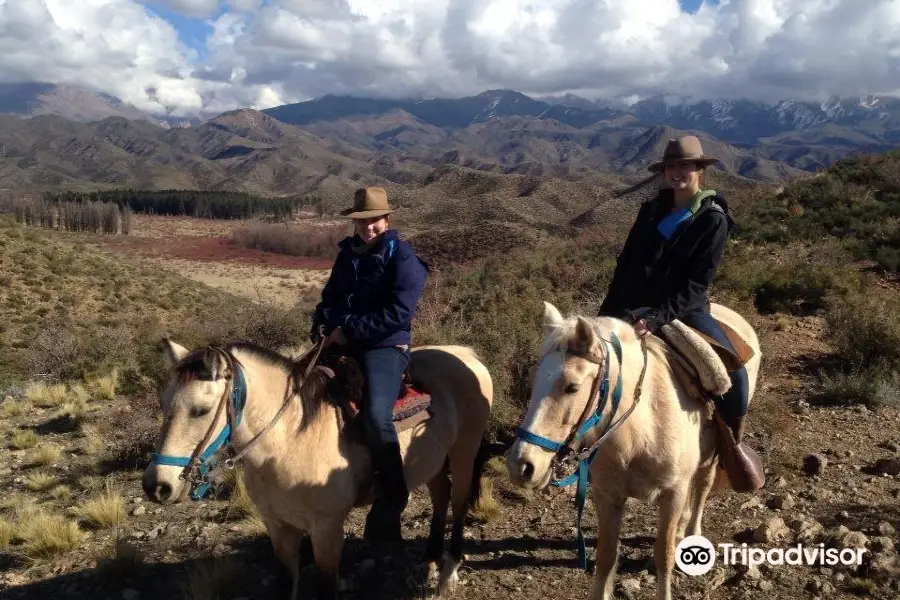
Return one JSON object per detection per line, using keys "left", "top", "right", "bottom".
{"left": 363, "top": 442, "right": 408, "bottom": 543}
{"left": 715, "top": 412, "right": 765, "bottom": 493}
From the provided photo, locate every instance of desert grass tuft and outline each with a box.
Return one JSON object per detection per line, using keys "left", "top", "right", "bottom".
{"left": 97, "top": 535, "right": 145, "bottom": 582}
{"left": 30, "top": 443, "right": 62, "bottom": 467}
{"left": 0, "top": 518, "right": 15, "bottom": 550}
{"left": 90, "top": 370, "right": 118, "bottom": 401}
{"left": 1, "top": 399, "right": 30, "bottom": 418}
{"left": 24, "top": 472, "right": 58, "bottom": 493}
{"left": 71, "top": 481, "right": 126, "bottom": 529}
{"left": 15, "top": 507, "right": 85, "bottom": 559}
{"left": 10, "top": 429, "right": 38, "bottom": 450}
{"left": 24, "top": 382, "right": 69, "bottom": 408}
{"left": 180, "top": 556, "right": 241, "bottom": 600}
{"left": 49, "top": 485, "right": 72, "bottom": 502}
{"left": 0, "top": 493, "right": 36, "bottom": 514}
{"left": 78, "top": 423, "right": 104, "bottom": 455}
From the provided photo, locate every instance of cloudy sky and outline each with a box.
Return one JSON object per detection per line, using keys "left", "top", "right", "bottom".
{"left": 1, "top": 0, "right": 899, "bottom": 117}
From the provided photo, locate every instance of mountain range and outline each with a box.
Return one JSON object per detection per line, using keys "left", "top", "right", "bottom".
{"left": 1, "top": 83, "right": 898, "bottom": 199}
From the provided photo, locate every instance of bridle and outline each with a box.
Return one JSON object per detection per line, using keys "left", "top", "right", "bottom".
{"left": 150, "top": 338, "right": 325, "bottom": 500}
{"left": 514, "top": 331, "right": 649, "bottom": 571}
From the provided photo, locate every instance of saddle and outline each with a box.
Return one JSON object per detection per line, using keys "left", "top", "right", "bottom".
{"left": 655, "top": 316, "right": 765, "bottom": 494}
{"left": 295, "top": 348, "right": 433, "bottom": 436}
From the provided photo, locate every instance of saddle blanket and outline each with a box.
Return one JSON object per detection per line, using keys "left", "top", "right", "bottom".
{"left": 342, "top": 382, "right": 433, "bottom": 433}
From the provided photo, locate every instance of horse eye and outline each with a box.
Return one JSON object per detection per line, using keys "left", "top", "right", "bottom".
{"left": 565, "top": 384, "right": 580, "bottom": 394}
{"left": 190, "top": 406, "right": 211, "bottom": 418}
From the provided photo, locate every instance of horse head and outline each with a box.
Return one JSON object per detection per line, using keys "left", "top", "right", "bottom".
{"left": 142, "top": 338, "right": 242, "bottom": 505}
{"left": 507, "top": 301, "right": 639, "bottom": 490}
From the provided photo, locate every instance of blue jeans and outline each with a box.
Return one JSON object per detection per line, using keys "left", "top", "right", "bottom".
{"left": 678, "top": 310, "right": 749, "bottom": 421}
{"left": 358, "top": 346, "right": 410, "bottom": 508}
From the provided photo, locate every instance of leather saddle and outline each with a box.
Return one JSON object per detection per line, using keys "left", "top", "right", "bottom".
{"left": 295, "top": 348, "right": 433, "bottom": 435}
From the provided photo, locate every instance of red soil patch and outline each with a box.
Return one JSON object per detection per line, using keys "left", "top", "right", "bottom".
{"left": 100, "top": 235, "right": 334, "bottom": 269}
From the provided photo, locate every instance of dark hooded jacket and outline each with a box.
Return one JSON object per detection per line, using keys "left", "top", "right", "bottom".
{"left": 598, "top": 188, "right": 734, "bottom": 333}
{"left": 310, "top": 229, "right": 428, "bottom": 349}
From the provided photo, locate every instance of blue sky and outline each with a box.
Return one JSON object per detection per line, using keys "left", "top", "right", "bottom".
{"left": 680, "top": 0, "right": 713, "bottom": 13}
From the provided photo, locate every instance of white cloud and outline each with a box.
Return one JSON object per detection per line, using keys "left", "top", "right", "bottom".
{"left": 3, "top": 0, "right": 900, "bottom": 117}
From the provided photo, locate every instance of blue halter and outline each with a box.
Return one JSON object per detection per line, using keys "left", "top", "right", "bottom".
{"left": 514, "top": 333, "right": 624, "bottom": 571}
{"left": 150, "top": 361, "right": 248, "bottom": 500}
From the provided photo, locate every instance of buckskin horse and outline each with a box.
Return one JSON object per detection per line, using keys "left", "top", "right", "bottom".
{"left": 142, "top": 338, "right": 494, "bottom": 600}
{"left": 506, "top": 301, "right": 761, "bottom": 600}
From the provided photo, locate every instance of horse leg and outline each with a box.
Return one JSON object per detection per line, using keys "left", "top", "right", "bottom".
{"left": 266, "top": 521, "right": 304, "bottom": 600}
{"left": 439, "top": 449, "right": 475, "bottom": 596}
{"left": 426, "top": 466, "right": 452, "bottom": 584}
{"left": 588, "top": 493, "right": 625, "bottom": 600}
{"left": 654, "top": 486, "right": 689, "bottom": 600}
{"left": 310, "top": 517, "right": 345, "bottom": 600}
{"left": 684, "top": 463, "right": 717, "bottom": 539}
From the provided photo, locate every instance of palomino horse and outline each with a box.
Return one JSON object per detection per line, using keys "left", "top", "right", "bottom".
{"left": 142, "top": 339, "right": 493, "bottom": 600}
{"left": 507, "top": 302, "right": 761, "bottom": 600}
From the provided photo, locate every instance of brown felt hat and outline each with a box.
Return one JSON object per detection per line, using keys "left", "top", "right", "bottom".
{"left": 340, "top": 187, "right": 393, "bottom": 219}
{"left": 648, "top": 135, "right": 720, "bottom": 173}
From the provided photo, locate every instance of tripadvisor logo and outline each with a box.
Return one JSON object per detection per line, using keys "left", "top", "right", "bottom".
{"left": 675, "top": 535, "right": 867, "bottom": 576}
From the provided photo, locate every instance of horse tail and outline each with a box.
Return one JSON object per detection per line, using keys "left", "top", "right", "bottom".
{"left": 468, "top": 437, "right": 492, "bottom": 509}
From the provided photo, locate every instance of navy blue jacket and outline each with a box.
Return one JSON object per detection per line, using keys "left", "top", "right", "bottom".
{"left": 598, "top": 189, "right": 734, "bottom": 333}
{"left": 310, "top": 229, "right": 428, "bottom": 349}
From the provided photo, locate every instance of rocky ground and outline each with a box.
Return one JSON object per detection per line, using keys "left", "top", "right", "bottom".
{"left": 1, "top": 308, "right": 899, "bottom": 600}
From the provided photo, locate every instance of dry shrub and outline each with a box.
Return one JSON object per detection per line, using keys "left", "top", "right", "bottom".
{"left": 231, "top": 221, "right": 346, "bottom": 258}
{"left": 18, "top": 324, "right": 83, "bottom": 379}
{"left": 105, "top": 393, "right": 161, "bottom": 470}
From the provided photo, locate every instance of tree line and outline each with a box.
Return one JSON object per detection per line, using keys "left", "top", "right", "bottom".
{"left": 39, "top": 189, "right": 319, "bottom": 220}
{"left": 2, "top": 197, "right": 132, "bottom": 235}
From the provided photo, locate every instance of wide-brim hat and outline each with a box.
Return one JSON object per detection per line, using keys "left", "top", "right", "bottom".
{"left": 340, "top": 187, "right": 393, "bottom": 219}
{"left": 648, "top": 135, "right": 720, "bottom": 173}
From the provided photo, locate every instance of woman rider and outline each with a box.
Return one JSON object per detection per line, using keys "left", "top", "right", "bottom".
{"left": 310, "top": 186, "right": 428, "bottom": 542}
{"left": 597, "top": 136, "right": 753, "bottom": 456}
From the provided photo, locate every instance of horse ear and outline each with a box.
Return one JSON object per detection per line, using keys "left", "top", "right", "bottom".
{"left": 573, "top": 316, "right": 596, "bottom": 352}
{"left": 202, "top": 348, "right": 227, "bottom": 380}
{"left": 542, "top": 301, "right": 564, "bottom": 330}
{"left": 161, "top": 338, "right": 189, "bottom": 369}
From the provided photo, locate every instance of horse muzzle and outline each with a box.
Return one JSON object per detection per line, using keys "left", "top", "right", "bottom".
{"left": 505, "top": 441, "right": 553, "bottom": 490}
{"left": 142, "top": 467, "right": 189, "bottom": 505}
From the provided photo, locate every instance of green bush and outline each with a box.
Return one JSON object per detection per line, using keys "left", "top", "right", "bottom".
{"left": 735, "top": 155, "right": 900, "bottom": 273}
{"left": 824, "top": 289, "right": 900, "bottom": 369}
{"left": 413, "top": 239, "right": 618, "bottom": 432}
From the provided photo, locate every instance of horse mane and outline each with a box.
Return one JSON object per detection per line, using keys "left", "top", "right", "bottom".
{"left": 541, "top": 314, "right": 668, "bottom": 365}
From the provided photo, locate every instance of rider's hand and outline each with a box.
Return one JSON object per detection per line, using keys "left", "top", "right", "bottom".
{"left": 634, "top": 319, "right": 651, "bottom": 338}
{"left": 324, "top": 327, "right": 347, "bottom": 348}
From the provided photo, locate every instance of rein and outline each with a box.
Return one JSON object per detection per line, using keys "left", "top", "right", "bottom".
{"left": 514, "top": 332, "right": 649, "bottom": 571}
{"left": 150, "top": 338, "right": 325, "bottom": 500}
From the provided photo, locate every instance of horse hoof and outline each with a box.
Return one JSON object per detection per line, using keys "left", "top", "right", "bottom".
{"left": 437, "top": 555, "right": 462, "bottom": 597}
{"left": 427, "top": 561, "right": 441, "bottom": 585}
